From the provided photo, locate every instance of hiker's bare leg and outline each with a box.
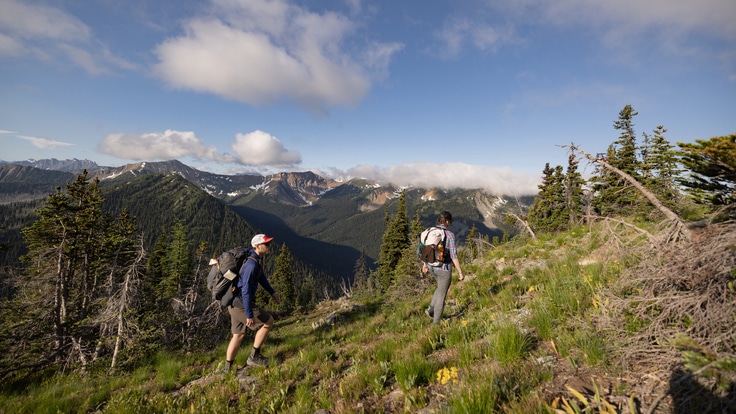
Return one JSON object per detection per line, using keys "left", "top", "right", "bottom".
{"left": 253, "top": 316, "right": 274, "bottom": 348}
{"left": 227, "top": 333, "right": 245, "bottom": 361}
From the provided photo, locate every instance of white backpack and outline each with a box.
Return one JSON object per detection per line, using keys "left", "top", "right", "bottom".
{"left": 418, "top": 227, "right": 447, "bottom": 266}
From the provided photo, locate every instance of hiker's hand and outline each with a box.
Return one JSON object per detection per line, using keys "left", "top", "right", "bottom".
{"left": 246, "top": 318, "right": 254, "bottom": 327}
{"left": 421, "top": 263, "right": 428, "bottom": 274}
{"left": 272, "top": 292, "right": 281, "bottom": 304}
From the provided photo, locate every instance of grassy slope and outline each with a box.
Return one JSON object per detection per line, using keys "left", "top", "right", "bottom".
{"left": 1, "top": 222, "right": 734, "bottom": 413}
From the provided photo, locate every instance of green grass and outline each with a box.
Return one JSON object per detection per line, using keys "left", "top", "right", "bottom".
{"left": 1, "top": 223, "right": 648, "bottom": 413}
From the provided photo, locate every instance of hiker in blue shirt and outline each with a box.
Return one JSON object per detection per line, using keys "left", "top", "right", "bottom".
{"left": 224, "top": 234, "right": 281, "bottom": 371}
{"left": 421, "top": 211, "right": 465, "bottom": 324}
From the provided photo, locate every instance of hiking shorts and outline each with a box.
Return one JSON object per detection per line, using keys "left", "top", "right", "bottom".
{"left": 229, "top": 306, "right": 272, "bottom": 334}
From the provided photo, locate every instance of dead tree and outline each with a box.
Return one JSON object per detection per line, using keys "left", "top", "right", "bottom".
{"left": 506, "top": 212, "right": 537, "bottom": 242}
{"left": 569, "top": 144, "right": 691, "bottom": 243}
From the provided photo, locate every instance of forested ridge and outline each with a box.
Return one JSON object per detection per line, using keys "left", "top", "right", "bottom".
{"left": 0, "top": 106, "right": 734, "bottom": 413}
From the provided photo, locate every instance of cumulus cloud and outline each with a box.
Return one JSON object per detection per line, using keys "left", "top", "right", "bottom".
{"left": 16, "top": 134, "right": 74, "bottom": 149}
{"left": 324, "top": 162, "right": 540, "bottom": 195}
{"left": 98, "top": 130, "right": 219, "bottom": 161}
{"left": 230, "top": 130, "right": 301, "bottom": 167}
{"left": 0, "top": 0, "right": 134, "bottom": 74}
{"left": 153, "top": 0, "right": 401, "bottom": 114}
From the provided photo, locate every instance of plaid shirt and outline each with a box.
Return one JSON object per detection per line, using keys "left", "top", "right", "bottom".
{"left": 428, "top": 224, "right": 457, "bottom": 271}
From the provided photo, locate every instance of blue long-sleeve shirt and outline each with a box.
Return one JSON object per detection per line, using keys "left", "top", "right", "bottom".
{"left": 237, "top": 251, "right": 275, "bottom": 319}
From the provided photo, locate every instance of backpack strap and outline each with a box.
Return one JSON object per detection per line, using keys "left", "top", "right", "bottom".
{"left": 422, "top": 227, "right": 438, "bottom": 244}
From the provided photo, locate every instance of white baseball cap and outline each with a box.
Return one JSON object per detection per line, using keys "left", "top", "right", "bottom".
{"left": 251, "top": 234, "right": 274, "bottom": 247}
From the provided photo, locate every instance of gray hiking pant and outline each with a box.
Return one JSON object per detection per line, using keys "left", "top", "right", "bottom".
{"left": 428, "top": 266, "right": 452, "bottom": 324}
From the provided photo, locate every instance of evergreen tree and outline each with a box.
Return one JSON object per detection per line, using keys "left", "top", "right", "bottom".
{"left": 641, "top": 126, "right": 682, "bottom": 210}
{"left": 467, "top": 224, "right": 479, "bottom": 260}
{"left": 143, "top": 228, "right": 169, "bottom": 305}
{"left": 528, "top": 163, "right": 567, "bottom": 232}
{"left": 592, "top": 105, "right": 643, "bottom": 216}
{"left": 352, "top": 249, "right": 369, "bottom": 292}
{"left": 564, "top": 154, "right": 586, "bottom": 226}
{"left": 297, "top": 274, "right": 316, "bottom": 313}
{"left": 2, "top": 171, "right": 140, "bottom": 377}
{"left": 161, "top": 220, "right": 191, "bottom": 299}
{"left": 411, "top": 211, "right": 423, "bottom": 239}
{"left": 270, "top": 243, "right": 297, "bottom": 315}
{"left": 677, "top": 134, "right": 736, "bottom": 205}
{"left": 376, "top": 191, "right": 411, "bottom": 291}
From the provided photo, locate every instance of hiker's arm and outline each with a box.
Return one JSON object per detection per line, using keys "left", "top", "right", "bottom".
{"left": 452, "top": 257, "right": 464, "bottom": 281}
{"left": 259, "top": 276, "right": 276, "bottom": 297}
{"left": 239, "top": 263, "right": 256, "bottom": 318}
{"left": 447, "top": 233, "right": 464, "bottom": 280}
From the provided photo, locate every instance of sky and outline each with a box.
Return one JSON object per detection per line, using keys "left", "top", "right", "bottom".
{"left": 1, "top": 0, "right": 734, "bottom": 196}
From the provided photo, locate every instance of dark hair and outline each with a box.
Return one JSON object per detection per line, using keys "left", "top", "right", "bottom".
{"left": 437, "top": 211, "right": 453, "bottom": 226}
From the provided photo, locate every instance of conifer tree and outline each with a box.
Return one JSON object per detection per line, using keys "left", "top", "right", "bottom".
{"left": 677, "top": 134, "right": 736, "bottom": 206}
{"left": 270, "top": 243, "right": 297, "bottom": 315}
{"left": 352, "top": 249, "right": 369, "bottom": 292}
{"left": 2, "top": 171, "right": 140, "bottom": 376}
{"left": 411, "top": 211, "right": 423, "bottom": 239}
{"left": 297, "top": 274, "right": 316, "bottom": 313}
{"left": 564, "top": 154, "right": 586, "bottom": 226}
{"left": 161, "top": 220, "right": 191, "bottom": 299}
{"left": 467, "top": 224, "right": 479, "bottom": 260}
{"left": 592, "top": 105, "right": 644, "bottom": 216}
{"left": 376, "top": 191, "right": 410, "bottom": 290}
{"left": 641, "top": 126, "right": 682, "bottom": 210}
{"left": 528, "top": 163, "right": 567, "bottom": 232}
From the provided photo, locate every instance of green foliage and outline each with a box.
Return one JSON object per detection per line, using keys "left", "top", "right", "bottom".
{"left": 376, "top": 191, "right": 411, "bottom": 290}
{"left": 528, "top": 163, "right": 570, "bottom": 232}
{"left": 677, "top": 133, "right": 736, "bottom": 206}
{"left": 592, "top": 105, "right": 644, "bottom": 217}
{"left": 0, "top": 171, "right": 145, "bottom": 379}
{"left": 270, "top": 243, "right": 297, "bottom": 315}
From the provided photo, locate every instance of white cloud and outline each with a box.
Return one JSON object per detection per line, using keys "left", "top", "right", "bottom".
{"left": 0, "top": 0, "right": 90, "bottom": 42}
{"left": 437, "top": 0, "right": 735, "bottom": 60}
{"left": 230, "top": 130, "right": 301, "bottom": 167}
{"left": 17, "top": 134, "right": 73, "bottom": 149}
{"left": 0, "top": 0, "right": 133, "bottom": 74}
{"left": 98, "top": 130, "right": 219, "bottom": 161}
{"left": 329, "top": 162, "right": 540, "bottom": 195}
{"left": 153, "top": 0, "right": 400, "bottom": 114}
{"left": 435, "top": 17, "right": 514, "bottom": 58}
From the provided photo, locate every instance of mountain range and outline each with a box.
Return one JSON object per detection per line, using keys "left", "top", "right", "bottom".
{"left": 0, "top": 158, "right": 533, "bottom": 287}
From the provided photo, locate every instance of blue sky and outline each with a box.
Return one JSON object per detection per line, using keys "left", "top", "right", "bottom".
{"left": 1, "top": 0, "right": 734, "bottom": 195}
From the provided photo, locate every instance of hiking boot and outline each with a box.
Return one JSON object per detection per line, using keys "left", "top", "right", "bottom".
{"left": 425, "top": 308, "right": 434, "bottom": 318}
{"left": 247, "top": 353, "right": 270, "bottom": 367}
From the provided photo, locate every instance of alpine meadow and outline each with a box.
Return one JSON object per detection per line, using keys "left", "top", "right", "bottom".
{"left": 0, "top": 106, "right": 734, "bottom": 413}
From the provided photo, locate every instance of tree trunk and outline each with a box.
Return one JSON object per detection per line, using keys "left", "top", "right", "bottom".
{"left": 110, "top": 236, "right": 146, "bottom": 370}
{"left": 571, "top": 145, "right": 691, "bottom": 242}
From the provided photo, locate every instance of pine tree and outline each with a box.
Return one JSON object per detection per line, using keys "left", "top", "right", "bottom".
{"left": 592, "top": 105, "right": 643, "bottom": 216}
{"left": 677, "top": 134, "right": 736, "bottom": 205}
{"left": 376, "top": 191, "right": 411, "bottom": 291}
{"left": 297, "top": 274, "right": 316, "bottom": 313}
{"left": 564, "top": 154, "right": 586, "bottom": 226}
{"left": 352, "top": 249, "right": 369, "bottom": 292}
{"left": 641, "top": 126, "right": 682, "bottom": 210}
{"left": 270, "top": 243, "right": 297, "bottom": 315}
{"left": 467, "top": 224, "right": 479, "bottom": 260}
{"left": 528, "top": 163, "right": 567, "bottom": 232}
{"left": 161, "top": 220, "right": 191, "bottom": 299}
{"left": 4, "top": 171, "right": 140, "bottom": 376}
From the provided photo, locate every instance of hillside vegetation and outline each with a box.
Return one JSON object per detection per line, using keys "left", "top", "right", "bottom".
{"left": 0, "top": 108, "right": 734, "bottom": 413}
{"left": 0, "top": 219, "right": 734, "bottom": 413}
